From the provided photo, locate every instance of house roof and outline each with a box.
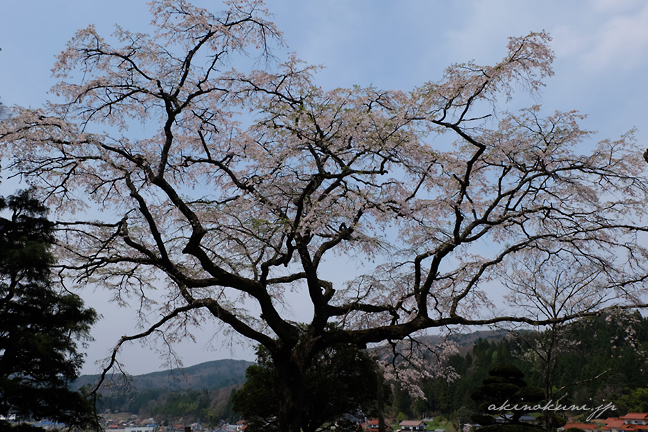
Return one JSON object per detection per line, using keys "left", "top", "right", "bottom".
{"left": 605, "top": 419, "right": 625, "bottom": 427}
{"left": 564, "top": 422, "right": 598, "bottom": 430}
{"left": 367, "top": 419, "right": 393, "bottom": 432}
{"left": 400, "top": 420, "right": 425, "bottom": 426}
{"left": 622, "top": 414, "right": 648, "bottom": 420}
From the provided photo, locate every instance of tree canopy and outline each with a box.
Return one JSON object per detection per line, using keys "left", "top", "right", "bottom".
{"left": 0, "top": 190, "right": 98, "bottom": 430}
{"left": 1, "top": 1, "right": 648, "bottom": 430}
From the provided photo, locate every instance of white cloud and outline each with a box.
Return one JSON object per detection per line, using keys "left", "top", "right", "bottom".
{"left": 552, "top": 1, "right": 648, "bottom": 71}
{"left": 592, "top": 0, "right": 645, "bottom": 13}
{"left": 582, "top": 3, "right": 648, "bottom": 70}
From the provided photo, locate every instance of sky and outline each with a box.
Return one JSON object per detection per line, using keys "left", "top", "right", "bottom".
{"left": 1, "top": 0, "right": 648, "bottom": 376}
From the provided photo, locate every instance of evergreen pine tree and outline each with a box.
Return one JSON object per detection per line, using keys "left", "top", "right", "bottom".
{"left": 0, "top": 190, "right": 98, "bottom": 430}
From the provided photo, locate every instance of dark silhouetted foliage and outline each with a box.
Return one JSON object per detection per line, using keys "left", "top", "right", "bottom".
{"left": 234, "top": 344, "right": 384, "bottom": 432}
{"left": 0, "top": 190, "right": 98, "bottom": 430}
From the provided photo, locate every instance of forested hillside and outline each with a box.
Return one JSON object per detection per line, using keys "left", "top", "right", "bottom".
{"left": 390, "top": 312, "right": 648, "bottom": 421}
{"left": 75, "top": 360, "right": 251, "bottom": 424}
{"left": 74, "top": 359, "right": 251, "bottom": 392}
{"left": 77, "top": 313, "right": 648, "bottom": 427}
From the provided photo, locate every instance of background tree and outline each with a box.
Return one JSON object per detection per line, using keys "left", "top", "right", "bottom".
{"left": 0, "top": 190, "right": 98, "bottom": 430}
{"left": 233, "top": 343, "right": 384, "bottom": 432}
{"left": 498, "top": 252, "right": 632, "bottom": 431}
{"left": 457, "top": 406, "right": 476, "bottom": 432}
{"left": 1, "top": 1, "right": 648, "bottom": 431}
{"left": 615, "top": 387, "right": 648, "bottom": 414}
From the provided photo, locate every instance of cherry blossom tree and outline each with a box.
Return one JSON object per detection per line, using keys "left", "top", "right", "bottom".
{"left": 2, "top": 1, "right": 648, "bottom": 430}
{"left": 498, "top": 252, "right": 619, "bottom": 431}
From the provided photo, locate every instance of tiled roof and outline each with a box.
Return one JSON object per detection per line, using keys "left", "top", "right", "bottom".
{"left": 400, "top": 420, "right": 425, "bottom": 426}
{"left": 622, "top": 415, "right": 648, "bottom": 420}
{"left": 564, "top": 422, "right": 598, "bottom": 430}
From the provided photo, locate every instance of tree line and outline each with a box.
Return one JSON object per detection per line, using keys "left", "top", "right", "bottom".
{"left": 93, "top": 312, "right": 648, "bottom": 430}
{"left": 393, "top": 313, "right": 648, "bottom": 422}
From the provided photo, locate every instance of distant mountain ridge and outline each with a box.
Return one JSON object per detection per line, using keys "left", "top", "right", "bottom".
{"left": 73, "top": 330, "right": 506, "bottom": 393}
{"left": 73, "top": 359, "right": 253, "bottom": 392}
{"left": 448, "top": 329, "right": 507, "bottom": 352}
{"left": 71, "top": 331, "right": 510, "bottom": 420}
{"left": 419, "top": 329, "right": 506, "bottom": 346}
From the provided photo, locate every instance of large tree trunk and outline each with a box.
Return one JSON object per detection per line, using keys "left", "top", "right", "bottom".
{"left": 542, "top": 327, "right": 559, "bottom": 432}
{"left": 274, "top": 353, "right": 307, "bottom": 432}
{"left": 542, "top": 356, "right": 557, "bottom": 432}
{"left": 376, "top": 368, "right": 385, "bottom": 432}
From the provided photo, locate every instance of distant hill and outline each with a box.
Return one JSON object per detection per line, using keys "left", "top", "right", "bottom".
{"left": 73, "top": 359, "right": 253, "bottom": 392}
{"left": 70, "top": 331, "right": 510, "bottom": 421}
{"left": 418, "top": 329, "right": 506, "bottom": 347}
{"left": 381, "top": 330, "right": 507, "bottom": 358}
{"left": 448, "top": 329, "right": 507, "bottom": 353}
{"left": 73, "top": 330, "right": 506, "bottom": 393}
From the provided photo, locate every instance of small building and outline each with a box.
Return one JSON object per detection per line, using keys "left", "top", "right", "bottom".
{"left": 562, "top": 422, "right": 598, "bottom": 431}
{"left": 367, "top": 418, "right": 393, "bottom": 432}
{"left": 599, "top": 415, "right": 648, "bottom": 432}
{"left": 33, "top": 421, "right": 67, "bottom": 429}
{"left": 601, "top": 418, "right": 632, "bottom": 432}
{"left": 495, "top": 414, "right": 537, "bottom": 425}
{"left": 400, "top": 420, "right": 426, "bottom": 431}
{"left": 622, "top": 415, "right": 648, "bottom": 426}
{"left": 520, "top": 415, "right": 538, "bottom": 425}
{"left": 367, "top": 419, "right": 380, "bottom": 432}
{"left": 126, "top": 426, "right": 156, "bottom": 432}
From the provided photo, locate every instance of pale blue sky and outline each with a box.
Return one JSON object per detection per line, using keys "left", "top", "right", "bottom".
{"left": 1, "top": 0, "right": 647, "bottom": 375}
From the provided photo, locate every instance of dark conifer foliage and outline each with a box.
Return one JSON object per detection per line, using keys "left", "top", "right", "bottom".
{"left": 410, "top": 314, "right": 648, "bottom": 423}
{"left": 233, "top": 344, "right": 385, "bottom": 432}
{"left": 471, "top": 364, "right": 543, "bottom": 425}
{"left": 0, "top": 190, "right": 98, "bottom": 430}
